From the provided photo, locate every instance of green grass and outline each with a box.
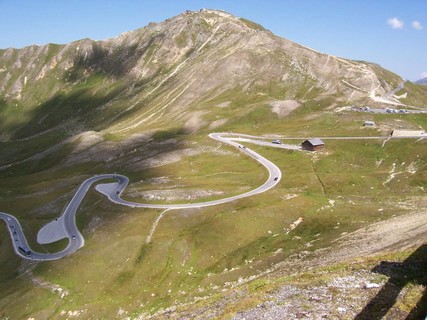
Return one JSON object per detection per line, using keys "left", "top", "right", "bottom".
{"left": 1, "top": 78, "right": 426, "bottom": 318}
{"left": 0, "top": 122, "right": 424, "bottom": 311}
{"left": 152, "top": 127, "right": 187, "bottom": 140}
{"left": 239, "top": 18, "right": 266, "bottom": 31}
{"left": 135, "top": 243, "right": 151, "bottom": 264}
{"left": 163, "top": 246, "right": 426, "bottom": 319}
{"left": 143, "top": 43, "right": 159, "bottom": 65}
{"left": 42, "top": 238, "right": 69, "bottom": 253}
{"left": 175, "top": 30, "right": 188, "bottom": 48}
{"left": 199, "top": 18, "right": 212, "bottom": 31}
{"left": 43, "top": 43, "right": 62, "bottom": 65}
{"left": 0, "top": 134, "right": 424, "bottom": 317}
{"left": 399, "top": 81, "right": 427, "bottom": 107}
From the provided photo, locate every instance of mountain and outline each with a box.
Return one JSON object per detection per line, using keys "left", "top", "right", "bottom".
{"left": 415, "top": 77, "right": 427, "bottom": 85}
{"left": 0, "top": 9, "right": 418, "bottom": 143}
{"left": 0, "top": 10, "right": 426, "bottom": 319}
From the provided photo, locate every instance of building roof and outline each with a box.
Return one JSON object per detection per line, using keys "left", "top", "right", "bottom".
{"left": 391, "top": 130, "right": 426, "bottom": 137}
{"left": 303, "top": 138, "right": 324, "bottom": 146}
{"left": 364, "top": 121, "right": 376, "bottom": 125}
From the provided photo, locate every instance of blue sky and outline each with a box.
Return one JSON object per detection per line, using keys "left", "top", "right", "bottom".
{"left": 0, "top": 0, "right": 426, "bottom": 80}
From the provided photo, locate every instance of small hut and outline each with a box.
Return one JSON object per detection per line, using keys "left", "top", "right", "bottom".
{"left": 363, "top": 121, "right": 376, "bottom": 127}
{"left": 301, "top": 138, "right": 325, "bottom": 151}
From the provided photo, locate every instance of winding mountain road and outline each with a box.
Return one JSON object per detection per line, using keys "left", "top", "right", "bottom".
{"left": 3, "top": 131, "right": 423, "bottom": 261}
{"left": 0, "top": 133, "right": 282, "bottom": 261}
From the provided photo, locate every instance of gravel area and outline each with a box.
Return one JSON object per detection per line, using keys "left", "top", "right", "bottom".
{"left": 37, "top": 216, "right": 67, "bottom": 244}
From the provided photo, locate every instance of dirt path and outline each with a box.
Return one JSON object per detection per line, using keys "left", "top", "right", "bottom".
{"left": 145, "top": 209, "right": 170, "bottom": 244}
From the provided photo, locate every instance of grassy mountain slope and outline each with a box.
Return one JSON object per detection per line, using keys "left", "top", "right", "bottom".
{"left": 0, "top": 9, "right": 426, "bottom": 319}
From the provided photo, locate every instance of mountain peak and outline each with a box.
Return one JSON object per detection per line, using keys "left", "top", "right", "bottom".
{"left": 414, "top": 77, "right": 427, "bottom": 85}
{"left": 107, "top": 8, "right": 262, "bottom": 48}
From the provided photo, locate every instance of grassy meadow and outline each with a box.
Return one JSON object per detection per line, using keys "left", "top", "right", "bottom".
{"left": 0, "top": 81, "right": 426, "bottom": 318}
{"left": 0, "top": 99, "right": 427, "bottom": 318}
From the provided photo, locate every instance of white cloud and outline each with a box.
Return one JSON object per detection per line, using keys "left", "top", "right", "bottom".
{"left": 412, "top": 20, "right": 423, "bottom": 30}
{"left": 387, "top": 17, "right": 404, "bottom": 29}
{"left": 421, "top": 72, "right": 427, "bottom": 78}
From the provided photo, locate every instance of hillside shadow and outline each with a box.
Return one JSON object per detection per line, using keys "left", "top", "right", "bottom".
{"left": 355, "top": 243, "right": 427, "bottom": 320}
{"left": 2, "top": 32, "right": 199, "bottom": 176}
{"left": 65, "top": 42, "right": 140, "bottom": 82}
{"left": 64, "top": 35, "right": 165, "bottom": 83}
{"left": 11, "top": 35, "right": 177, "bottom": 141}
{"left": 13, "top": 83, "right": 126, "bottom": 140}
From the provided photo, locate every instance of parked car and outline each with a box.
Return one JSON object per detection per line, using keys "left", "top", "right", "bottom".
{"left": 272, "top": 140, "right": 281, "bottom": 144}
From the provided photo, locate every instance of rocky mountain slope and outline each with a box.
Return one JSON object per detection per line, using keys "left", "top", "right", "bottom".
{"left": 0, "top": 9, "right": 414, "bottom": 143}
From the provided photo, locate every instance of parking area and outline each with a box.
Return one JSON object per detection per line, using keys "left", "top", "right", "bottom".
{"left": 349, "top": 106, "right": 426, "bottom": 114}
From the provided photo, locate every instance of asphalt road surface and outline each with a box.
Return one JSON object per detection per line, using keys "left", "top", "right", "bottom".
{"left": 0, "top": 133, "right": 282, "bottom": 261}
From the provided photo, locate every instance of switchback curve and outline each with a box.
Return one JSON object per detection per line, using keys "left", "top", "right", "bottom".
{"left": 0, "top": 133, "right": 282, "bottom": 261}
